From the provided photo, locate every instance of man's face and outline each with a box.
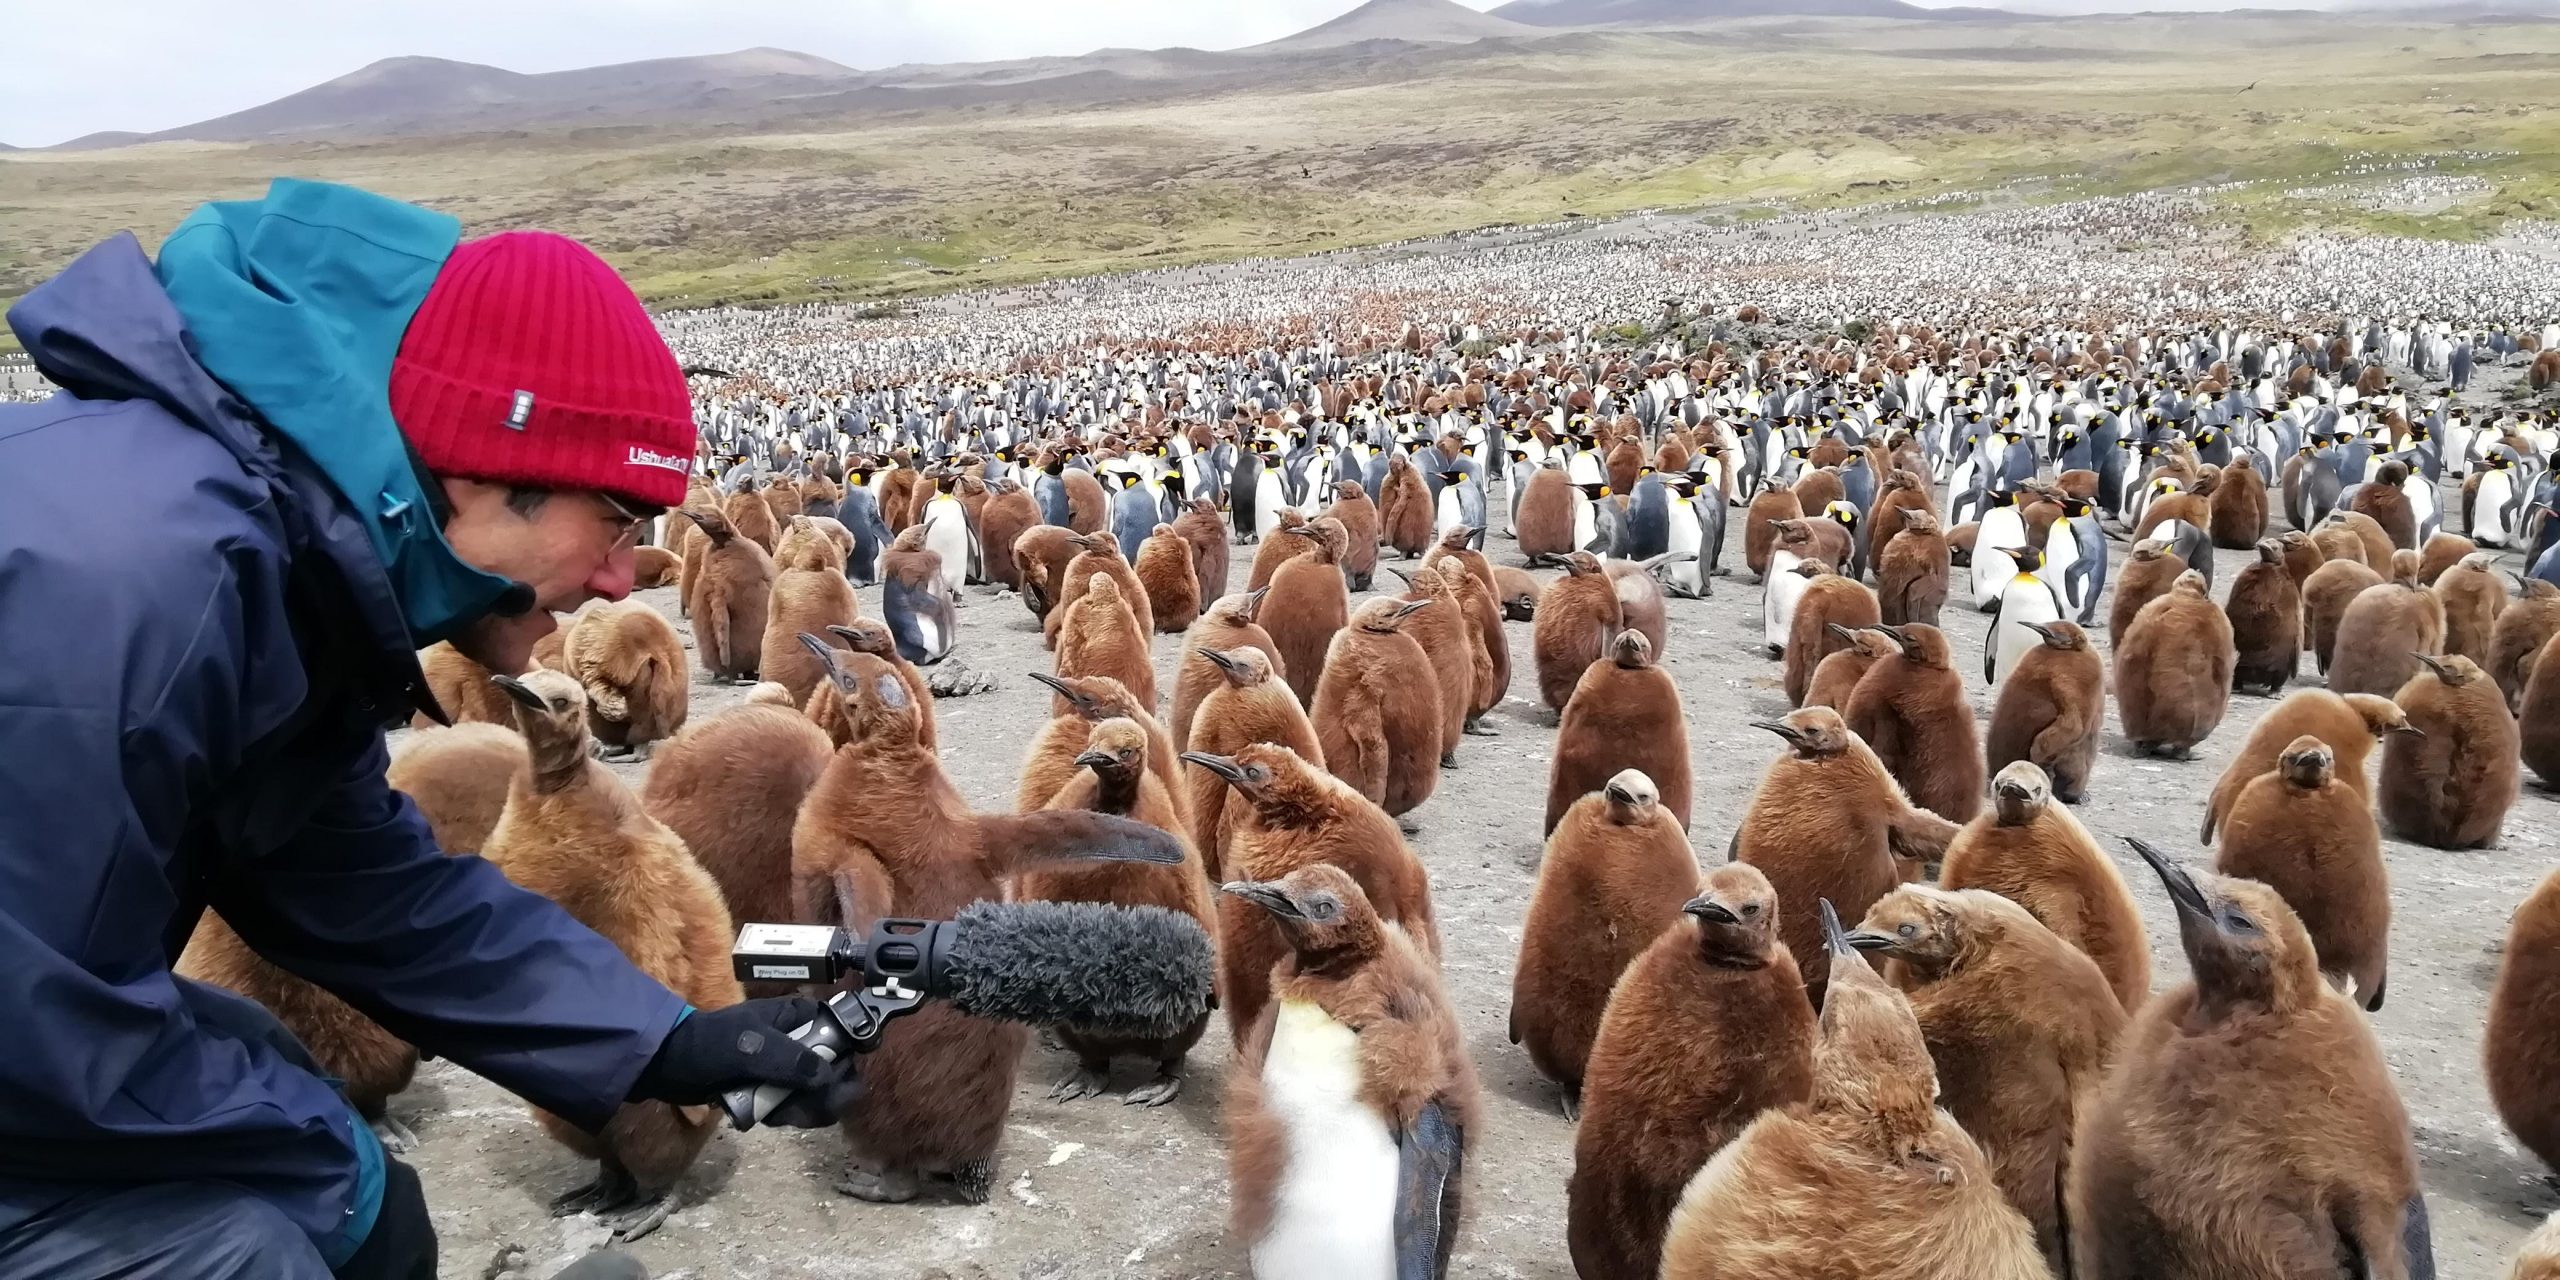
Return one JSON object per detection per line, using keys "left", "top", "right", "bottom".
{"left": 438, "top": 477, "right": 652, "bottom": 673}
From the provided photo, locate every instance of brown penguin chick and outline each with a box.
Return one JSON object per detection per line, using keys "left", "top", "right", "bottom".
{"left": 1771, "top": 515, "right": 1853, "bottom": 579}
{"left": 2202, "top": 692, "right": 2409, "bottom": 845}
{"left": 1493, "top": 564, "right": 1540, "bottom": 621}
{"left": 1744, "top": 480, "right": 1806, "bottom": 580}
{"left": 976, "top": 484, "right": 1039, "bottom": 593}
{"left": 2434, "top": 550, "right": 2506, "bottom": 666}
{"left": 2525, "top": 632, "right": 2560, "bottom": 787}
{"left": 1247, "top": 508, "right": 1316, "bottom": 593}
{"left": 1546, "top": 631, "right": 1692, "bottom": 836}
{"left": 1984, "top": 619, "right": 2107, "bottom": 804}
{"left": 639, "top": 702, "right": 834, "bottom": 995}
{"left": 1735, "top": 707, "right": 1959, "bottom": 1002}
{"left": 387, "top": 722, "right": 527, "bottom": 854}
{"left": 803, "top": 620, "right": 936, "bottom": 751}
{"left": 2491, "top": 576, "right": 2560, "bottom": 710}
{"left": 558, "top": 600, "right": 689, "bottom": 759}
{"left": 1173, "top": 497, "right": 1232, "bottom": 603}
{"left": 673, "top": 503, "right": 708, "bottom": 616}
{"left": 2336, "top": 509, "right": 2399, "bottom": 572}
{"left": 1327, "top": 480, "right": 1384, "bottom": 591}
{"left": 2275, "top": 527, "right": 2326, "bottom": 587}
{"left": 2106, "top": 539, "right": 2187, "bottom": 641}
{"left": 760, "top": 474, "right": 806, "bottom": 524}
{"left": 1062, "top": 465, "right": 1108, "bottom": 535}
{"left": 1310, "top": 596, "right": 1444, "bottom": 818}
{"left": 1784, "top": 564, "right": 1881, "bottom": 707}
{"left": 1011, "top": 523, "right": 1080, "bottom": 624}
{"left": 1942, "top": 762, "right": 2151, "bottom": 1012}
{"left": 1264, "top": 521, "right": 1352, "bottom": 708}
{"left": 755, "top": 521, "right": 859, "bottom": 707}
{"left": 1513, "top": 465, "right": 1577, "bottom": 562}
{"left": 681, "top": 507, "right": 776, "bottom": 683}
{"left": 1946, "top": 520, "right": 1981, "bottom": 564}
{"left": 478, "top": 670, "right": 743, "bottom": 1240}
{"left": 2419, "top": 531, "right": 2479, "bottom": 585}
{"left": 1567, "top": 864, "right": 1816, "bottom": 1280}
{"left": 1171, "top": 589, "right": 1282, "bottom": 752}
{"left": 2303, "top": 556, "right": 2386, "bottom": 674}
{"left": 1185, "top": 744, "right": 1438, "bottom": 1040}
{"left": 1381, "top": 564, "right": 1471, "bottom": 766}
{"left": 723, "top": 481, "right": 781, "bottom": 553}
{"left": 1532, "top": 551, "right": 1624, "bottom": 714}
{"left": 2312, "top": 521, "right": 2378, "bottom": 574}
{"left": 1804, "top": 623, "right": 1898, "bottom": 712}
{"left": 1015, "top": 672, "right": 1183, "bottom": 821}
{"left": 1512, "top": 770, "right": 1702, "bottom": 1107}
{"left": 1843, "top": 623, "right": 1983, "bottom": 822}
{"left": 1019, "top": 718, "right": 1217, "bottom": 1106}
{"left": 1221, "top": 865, "right": 1478, "bottom": 1280}
{"left": 1877, "top": 507, "right": 1952, "bottom": 628}
{"left": 2381, "top": 652, "right": 2520, "bottom": 849}
{"left": 789, "top": 646, "right": 1188, "bottom": 1204}
{"left": 2071, "top": 839, "right": 2432, "bottom": 1280}
{"left": 2114, "top": 571, "right": 2236, "bottom": 759}
{"left": 2351, "top": 460, "right": 2420, "bottom": 550}
{"left": 1045, "top": 531, "right": 1153, "bottom": 646}
{"left": 2216, "top": 735, "right": 2390, "bottom": 1008}
{"left": 1868, "top": 469, "right": 1936, "bottom": 571}
{"left": 1603, "top": 556, "right": 1670, "bottom": 662}
{"left": 2512, "top": 1213, "right": 2560, "bottom": 1280}
{"left": 415, "top": 640, "right": 517, "bottom": 728}
{"left": 1660, "top": 903, "right": 2047, "bottom": 1280}
{"left": 1184, "top": 646, "right": 1324, "bottom": 879}
{"left": 2328, "top": 578, "right": 2446, "bottom": 698}
{"left": 1847, "top": 885, "right": 2126, "bottom": 1273}
{"left": 1423, "top": 531, "right": 1510, "bottom": 731}
{"left": 2486, "top": 867, "right": 2560, "bottom": 1178}
{"left": 631, "top": 544, "right": 680, "bottom": 590}
{"left": 2224, "top": 537, "right": 2304, "bottom": 696}
{"left": 1055, "top": 574, "right": 1158, "bottom": 716}
{"left": 1791, "top": 465, "right": 1845, "bottom": 517}
{"left": 2208, "top": 456, "right": 2269, "bottom": 548}
{"left": 1134, "top": 523, "right": 1202, "bottom": 634}
{"left": 2132, "top": 488, "right": 2212, "bottom": 544}
{"left": 1379, "top": 453, "right": 1437, "bottom": 558}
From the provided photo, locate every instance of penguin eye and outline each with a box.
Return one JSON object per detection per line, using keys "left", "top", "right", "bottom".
{"left": 1897, "top": 922, "right": 1918, "bottom": 939}
{"left": 1740, "top": 903, "right": 1762, "bottom": 917}
{"left": 2222, "top": 909, "right": 2258, "bottom": 935}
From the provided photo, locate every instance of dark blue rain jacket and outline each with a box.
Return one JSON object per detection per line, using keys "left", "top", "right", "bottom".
{"left": 0, "top": 180, "right": 686, "bottom": 1266}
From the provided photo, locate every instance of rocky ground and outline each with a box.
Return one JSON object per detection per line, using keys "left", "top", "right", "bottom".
{"left": 400, "top": 479, "right": 2560, "bottom": 1279}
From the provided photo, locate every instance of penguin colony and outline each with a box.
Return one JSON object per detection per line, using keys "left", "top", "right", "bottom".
{"left": 169, "top": 283, "right": 2560, "bottom": 1274}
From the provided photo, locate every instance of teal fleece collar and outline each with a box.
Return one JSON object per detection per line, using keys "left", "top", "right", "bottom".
{"left": 154, "top": 178, "right": 516, "bottom": 646}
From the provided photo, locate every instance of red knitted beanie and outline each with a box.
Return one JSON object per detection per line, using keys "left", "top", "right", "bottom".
{"left": 389, "top": 230, "right": 696, "bottom": 507}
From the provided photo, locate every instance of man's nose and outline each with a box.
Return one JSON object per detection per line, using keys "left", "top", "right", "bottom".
{"left": 588, "top": 545, "right": 636, "bottom": 602}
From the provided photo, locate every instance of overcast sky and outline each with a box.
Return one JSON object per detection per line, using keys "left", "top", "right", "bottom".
{"left": 6, "top": 0, "right": 2280, "bottom": 148}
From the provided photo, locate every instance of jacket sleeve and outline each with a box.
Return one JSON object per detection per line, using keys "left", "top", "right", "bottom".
{"left": 205, "top": 737, "right": 689, "bottom": 1132}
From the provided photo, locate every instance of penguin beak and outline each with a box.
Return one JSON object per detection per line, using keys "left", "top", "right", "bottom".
{"left": 2411, "top": 652, "right": 2453, "bottom": 680}
{"left": 1279, "top": 524, "right": 1318, "bottom": 541}
{"left": 1241, "top": 586, "right": 1271, "bottom": 620}
{"left": 1748, "top": 719, "right": 1803, "bottom": 746}
{"left": 2021, "top": 621, "right": 2064, "bottom": 644}
{"left": 1824, "top": 622, "right": 1857, "bottom": 643}
{"left": 1604, "top": 781, "right": 1639, "bottom": 805}
{"left": 1860, "top": 624, "right": 1913, "bottom": 654}
{"left": 1994, "top": 774, "right": 2036, "bottom": 802}
{"left": 1841, "top": 928, "right": 1897, "bottom": 953}
{"left": 1220, "top": 880, "right": 1303, "bottom": 920}
{"left": 1393, "top": 598, "right": 1434, "bottom": 620}
{"left": 1196, "top": 646, "right": 1245, "bottom": 677}
{"left": 1383, "top": 565, "right": 1415, "bottom": 587}
{"left": 1681, "top": 895, "right": 1738, "bottom": 925}
{"left": 825, "top": 624, "right": 871, "bottom": 652}
{"left": 2125, "top": 836, "right": 2212, "bottom": 923}
{"left": 489, "top": 674, "right": 549, "bottom": 711}
{"left": 2387, "top": 722, "right": 2426, "bottom": 738}
{"left": 1026, "top": 670, "right": 1101, "bottom": 717}
{"left": 678, "top": 508, "right": 712, "bottom": 528}
{"left": 1818, "top": 899, "right": 1860, "bottom": 961}
{"left": 1074, "top": 748, "right": 1116, "bottom": 771}
{"left": 1180, "top": 752, "right": 1250, "bottom": 786}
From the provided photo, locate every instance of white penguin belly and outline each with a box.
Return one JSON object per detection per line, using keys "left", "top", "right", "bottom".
{"left": 1571, "top": 496, "right": 1596, "bottom": 551}
{"left": 924, "top": 502, "right": 968, "bottom": 598}
{"left": 1252, "top": 1002, "right": 1397, "bottom": 1280}
{"left": 1666, "top": 504, "right": 1704, "bottom": 592}
{"left": 2477, "top": 474, "right": 2513, "bottom": 545}
{"left": 1764, "top": 548, "right": 1806, "bottom": 652}
{"left": 1436, "top": 486, "right": 1467, "bottom": 537}
{"left": 1256, "top": 476, "right": 1287, "bottom": 540}
{"left": 914, "top": 612, "right": 945, "bottom": 660}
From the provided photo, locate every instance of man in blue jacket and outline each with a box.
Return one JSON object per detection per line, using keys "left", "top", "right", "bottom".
{"left": 0, "top": 180, "right": 847, "bottom": 1279}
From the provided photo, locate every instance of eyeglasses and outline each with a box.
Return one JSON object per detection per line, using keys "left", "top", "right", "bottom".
{"left": 593, "top": 490, "right": 655, "bottom": 551}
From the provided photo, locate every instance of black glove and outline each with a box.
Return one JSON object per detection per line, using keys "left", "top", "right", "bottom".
{"left": 629, "top": 997, "right": 852, "bottom": 1129}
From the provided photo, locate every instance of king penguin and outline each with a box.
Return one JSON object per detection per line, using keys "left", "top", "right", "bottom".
{"left": 1972, "top": 491, "right": 2028, "bottom": 612}
{"left": 1110, "top": 466, "right": 1158, "bottom": 562}
{"left": 1987, "top": 545, "right": 2067, "bottom": 686}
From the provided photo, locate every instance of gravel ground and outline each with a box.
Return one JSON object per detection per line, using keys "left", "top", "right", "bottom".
{"left": 399, "top": 469, "right": 2560, "bottom": 1278}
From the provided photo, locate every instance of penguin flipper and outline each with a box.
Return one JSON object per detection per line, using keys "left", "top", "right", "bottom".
{"left": 1393, "top": 1098, "right": 1465, "bottom": 1280}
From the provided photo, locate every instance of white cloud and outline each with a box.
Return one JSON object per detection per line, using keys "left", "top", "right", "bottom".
{"left": 0, "top": 0, "right": 1461, "bottom": 146}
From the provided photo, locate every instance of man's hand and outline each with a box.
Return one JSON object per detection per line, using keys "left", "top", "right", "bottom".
{"left": 628, "top": 997, "right": 855, "bottom": 1128}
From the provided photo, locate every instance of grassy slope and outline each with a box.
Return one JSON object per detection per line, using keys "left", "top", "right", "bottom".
{"left": 2, "top": 12, "right": 2557, "bottom": 345}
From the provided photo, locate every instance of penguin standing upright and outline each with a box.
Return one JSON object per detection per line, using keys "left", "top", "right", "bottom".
{"left": 1223, "top": 865, "right": 1477, "bottom": 1280}
{"left": 1986, "top": 544, "right": 2066, "bottom": 686}
{"left": 921, "top": 474, "right": 973, "bottom": 601}
{"left": 1658, "top": 476, "right": 1710, "bottom": 599}
{"left": 1435, "top": 460, "right": 1485, "bottom": 544}
{"left": 1110, "top": 466, "right": 1158, "bottom": 562}
{"left": 1971, "top": 492, "right": 2027, "bottom": 611}
{"left": 839, "top": 481, "right": 891, "bottom": 586}
{"left": 882, "top": 527, "right": 959, "bottom": 665}
{"left": 1233, "top": 445, "right": 1269, "bottom": 543}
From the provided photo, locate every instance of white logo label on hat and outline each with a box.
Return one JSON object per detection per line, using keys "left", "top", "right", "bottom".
{"left": 628, "top": 446, "right": 691, "bottom": 474}
{"left": 506, "top": 390, "right": 535, "bottom": 431}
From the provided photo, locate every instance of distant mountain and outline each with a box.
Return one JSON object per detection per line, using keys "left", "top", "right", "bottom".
{"left": 61, "top": 47, "right": 858, "bottom": 148}
{"left": 1255, "top": 0, "right": 1543, "bottom": 50}
{"left": 1492, "top": 0, "right": 1953, "bottom": 23}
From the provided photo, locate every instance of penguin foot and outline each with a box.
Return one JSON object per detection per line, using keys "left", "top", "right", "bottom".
{"left": 1439, "top": 751, "right": 1458, "bottom": 770}
{"left": 1558, "top": 1088, "right": 1581, "bottom": 1122}
{"left": 1048, "top": 1066, "right": 1111, "bottom": 1103}
{"left": 549, "top": 1163, "right": 639, "bottom": 1219}
{"left": 1395, "top": 813, "right": 1424, "bottom": 836}
{"left": 1122, "top": 1072, "right": 1184, "bottom": 1108}
{"left": 835, "top": 1166, "right": 922, "bottom": 1204}
{"left": 948, "top": 1160, "right": 995, "bottom": 1206}
{"left": 2056, "top": 789, "right": 2087, "bottom": 806}
{"left": 370, "top": 1114, "right": 420, "bottom": 1154}
{"left": 1463, "top": 719, "right": 1500, "bottom": 737}
{"left": 606, "top": 1195, "right": 674, "bottom": 1244}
